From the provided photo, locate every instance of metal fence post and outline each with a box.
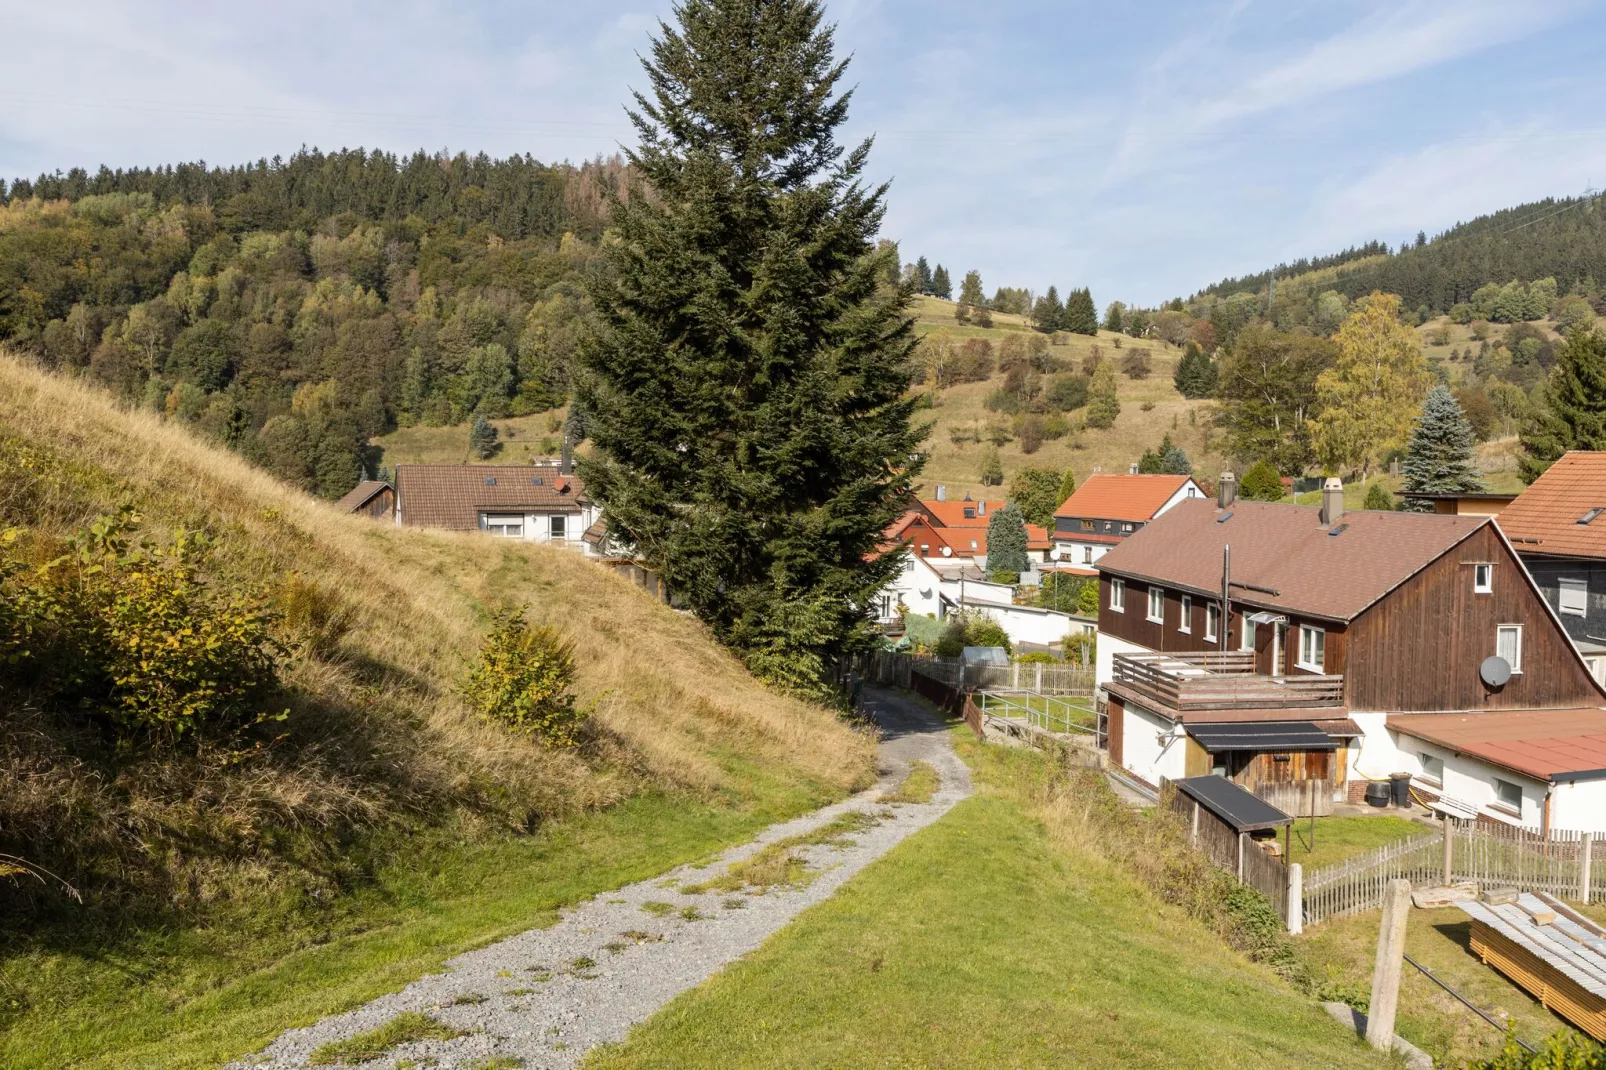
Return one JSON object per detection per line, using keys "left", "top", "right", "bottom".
{"left": 1287, "top": 862, "right": 1303, "bottom": 935}
{"left": 1583, "top": 832, "right": 1594, "bottom": 903}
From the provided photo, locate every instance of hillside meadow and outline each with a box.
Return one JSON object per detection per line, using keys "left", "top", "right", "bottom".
{"left": 0, "top": 353, "right": 874, "bottom": 1068}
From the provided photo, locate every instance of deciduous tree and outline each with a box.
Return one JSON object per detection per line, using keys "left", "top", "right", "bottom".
{"left": 1215, "top": 324, "right": 1334, "bottom": 472}
{"left": 1085, "top": 359, "right": 1121, "bottom": 428}
{"left": 1308, "top": 293, "right": 1432, "bottom": 477}
{"left": 1009, "top": 466, "right": 1062, "bottom": 528}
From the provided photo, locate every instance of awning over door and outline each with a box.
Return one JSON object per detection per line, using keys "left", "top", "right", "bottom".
{"left": 1186, "top": 720, "right": 1338, "bottom": 753}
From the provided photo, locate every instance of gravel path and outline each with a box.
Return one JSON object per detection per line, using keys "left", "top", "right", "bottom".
{"left": 236, "top": 687, "right": 967, "bottom": 1069}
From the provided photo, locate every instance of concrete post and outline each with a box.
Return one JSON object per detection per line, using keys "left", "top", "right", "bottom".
{"left": 1237, "top": 832, "right": 1247, "bottom": 881}
{"left": 1443, "top": 816, "right": 1454, "bottom": 886}
{"left": 1192, "top": 800, "right": 1201, "bottom": 845}
{"left": 1012, "top": 662, "right": 1021, "bottom": 689}
{"left": 1365, "top": 879, "right": 1411, "bottom": 1052}
{"left": 1582, "top": 833, "right": 1594, "bottom": 904}
{"left": 1287, "top": 863, "right": 1303, "bottom": 935}
{"left": 1034, "top": 662, "right": 1044, "bottom": 692}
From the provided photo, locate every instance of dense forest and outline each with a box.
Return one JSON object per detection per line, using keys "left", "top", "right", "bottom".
{"left": 0, "top": 149, "right": 636, "bottom": 497}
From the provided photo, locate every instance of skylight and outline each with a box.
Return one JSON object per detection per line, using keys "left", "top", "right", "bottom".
{"left": 484, "top": 477, "right": 497, "bottom": 486}
{"left": 1578, "top": 508, "right": 1605, "bottom": 525}
{"left": 1216, "top": 511, "right": 1233, "bottom": 524}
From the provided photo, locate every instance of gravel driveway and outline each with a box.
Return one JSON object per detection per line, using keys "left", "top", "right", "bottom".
{"left": 235, "top": 687, "right": 967, "bottom": 1070}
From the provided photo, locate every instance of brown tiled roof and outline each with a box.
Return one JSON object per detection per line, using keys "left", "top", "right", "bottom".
{"left": 1054, "top": 473, "right": 1201, "bottom": 523}
{"left": 1388, "top": 709, "right": 1606, "bottom": 781}
{"left": 1096, "top": 497, "right": 1488, "bottom": 621}
{"left": 1497, "top": 451, "right": 1606, "bottom": 559}
{"left": 395, "top": 464, "right": 584, "bottom": 530}
{"left": 336, "top": 480, "right": 390, "bottom": 513}
{"left": 921, "top": 499, "right": 1005, "bottom": 528}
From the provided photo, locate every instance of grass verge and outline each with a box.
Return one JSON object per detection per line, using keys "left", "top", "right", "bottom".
{"left": 588, "top": 730, "right": 1384, "bottom": 1069}
{"left": 879, "top": 761, "right": 939, "bottom": 804}
{"left": 308, "top": 1011, "right": 463, "bottom": 1066}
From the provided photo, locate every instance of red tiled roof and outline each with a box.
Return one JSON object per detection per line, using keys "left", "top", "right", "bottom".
{"left": 1096, "top": 497, "right": 1488, "bottom": 621}
{"left": 396, "top": 464, "right": 585, "bottom": 530}
{"left": 1497, "top": 452, "right": 1606, "bottom": 559}
{"left": 921, "top": 499, "right": 1006, "bottom": 528}
{"left": 1388, "top": 709, "right": 1606, "bottom": 781}
{"left": 1026, "top": 523, "right": 1051, "bottom": 551}
{"left": 336, "top": 480, "right": 390, "bottom": 513}
{"left": 1054, "top": 473, "right": 1200, "bottom": 523}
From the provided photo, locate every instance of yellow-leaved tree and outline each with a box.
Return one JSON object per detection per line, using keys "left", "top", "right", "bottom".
{"left": 1308, "top": 292, "right": 1431, "bottom": 478}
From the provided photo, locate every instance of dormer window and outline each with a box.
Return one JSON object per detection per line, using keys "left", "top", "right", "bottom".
{"left": 963, "top": 507, "right": 976, "bottom": 519}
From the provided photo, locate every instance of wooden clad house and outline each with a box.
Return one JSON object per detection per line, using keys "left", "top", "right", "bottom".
{"left": 1095, "top": 474, "right": 1606, "bottom": 828}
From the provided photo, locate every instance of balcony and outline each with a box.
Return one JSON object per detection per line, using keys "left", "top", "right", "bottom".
{"left": 1110, "top": 651, "right": 1344, "bottom": 713}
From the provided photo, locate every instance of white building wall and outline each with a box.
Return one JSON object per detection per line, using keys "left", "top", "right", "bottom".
{"left": 1550, "top": 779, "right": 1606, "bottom": 833}
{"left": 1122, "top": 703, "right": 1186, "bottom": 784}
{"left": 1052, "top": 539, "right": 1114, "bottom": 568}
{"left": 880, "top": 555, "right": 943, "bottom": 622}
{"left": 1154, "top": 478, "right": 1207, "bottom": 517}
{"left": 963, "top": 603, "right": 1088, "bottom": 648}
{"left": 1388, "top": 730, "right": 1550, "bottom": 828}
{"left": 1096, "top": 630, "right": 1151, "bottom": 690}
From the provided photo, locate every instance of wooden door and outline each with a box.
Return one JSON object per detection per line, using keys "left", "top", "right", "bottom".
{"left": 1185, "top": 736, "right": 1211, "bottom": 777}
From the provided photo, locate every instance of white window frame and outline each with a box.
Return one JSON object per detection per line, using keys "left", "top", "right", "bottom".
{"left": 1109, "top": 577, "right": 1124, "bottom": 613}
{"left": 1419, "top": 752, "right": 1444, "bottom": 788}
{"left": 483, "top": 514, "right": 525, "bottom": 538}
{"left": 1473, "top": 563, "right": 1492, "bottom": 595}
{"left": 1297, "top": 625, "right": 1326, "bottom": 673}
{"left": 1493, "top": 778, "right": 1523, "bottom": 814}
{"left": 1122, "top": 522, "right": 1135, "bottom": 534}
{"left": 550, "top": 514, "right": 568, "bottom": 539}
{"left": 1559, "top": 577, "right": 1588, "bottom": 616}
{"left": 1204, "top": 603, "right": 1219, "bottom": 642}
{"left": 1147, "top": 586, "right": 1165, "bottom": 624}
{"left": 1496, "top": 624, "right": 1523, "bottom": 673}
{"left": 1179, "top": 594, "right": 1192, "bottom": 633}
{"left": 1082, "top": 545, "right": 1094, "bottom": 564}
{"left": 1240, "top": 614, "right": 1255, "bottom": 652}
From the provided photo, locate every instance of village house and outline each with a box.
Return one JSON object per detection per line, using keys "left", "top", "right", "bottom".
{"left": 912, "top": 487, "right": 1054, "bottom": 569}
{"left": 1094, "top": 473, "right": 1606, "bottom": 832}
{"left": 337, "top": 479, "right": 394, "bottom": 520}
{"left": 1051, "top": 471, "right": 1205, "bottom": 573}
{"left": 392, "top": 462, "right": 601, "bottom": 553}
{"left": 1496, "top": 451, "right": 1606, "bottom": 685}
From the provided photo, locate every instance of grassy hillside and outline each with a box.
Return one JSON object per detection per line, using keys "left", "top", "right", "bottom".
{"left": 374, "top": 407, "right": 572, "bottom": 467}
{"left": 0, "top": 353, "right": 872, "bottom": 1067}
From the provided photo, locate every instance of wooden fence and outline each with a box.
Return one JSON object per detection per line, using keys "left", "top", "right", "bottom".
{"left": 1301, "top": 822, "right": 1599, "bottom": 927}
{"left": 1168, "top": 788, "right": 1290, "bottom": 920}
{"left": 906, "top": 655, "right": 1094, "bottom": 696}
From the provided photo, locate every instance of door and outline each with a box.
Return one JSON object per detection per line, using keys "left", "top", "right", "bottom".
{"left": 1184, "top": 736, "right": 1211, "bottom": 777}
{"left": 1254, "top": 621, "right": 1277, "bottom": 675}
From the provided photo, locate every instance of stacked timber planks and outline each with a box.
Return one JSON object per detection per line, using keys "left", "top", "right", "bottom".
{"left": 1459, "top": 892, "right": 1606, "bottom": 1041}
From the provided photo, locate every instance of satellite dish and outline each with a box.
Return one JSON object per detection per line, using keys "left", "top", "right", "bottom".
{"left": 1480, "top": 656, "right": 1512, "bottom": 689}
{"left": 1050, "top": 546, "right": 1063, "bottom": 561}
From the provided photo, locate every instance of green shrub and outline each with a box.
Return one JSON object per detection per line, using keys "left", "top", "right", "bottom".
{"left": 1063, "top": 631, "right": 1096, "bottom": 665}
{"left": 932, "top": 610, "right": 1013, "bottom": 657}
{"left": 1014, "top": 651, "right": 1059, "bottom": 664}
{"left": 1, "top": 509, "right": 282, "bottom": 739}
{"left": 462, "top": 608, "right": 586, "bottom": 746}
{"left": 990, "top": 570, "right": 1020, "bottom": 585}
{"left": 1363, "top": 483, "right": 1395, "bottom": 511}
{"left": 1471, "top": 1030, "right": 1606, "bottom": 1069}
{"left": 1238, "top": 460, "right": 1284, "bottom": 501}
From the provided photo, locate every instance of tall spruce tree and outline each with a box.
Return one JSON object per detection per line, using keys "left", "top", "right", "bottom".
{"left": 469, "top": 413, "right": 499, "bottom": 458}
{"left": 1058, "top": 467, "right": 1077, "bottom": 506}
{"left": 1401, "top": 385, "right": 1484, "bottom": 510}
{"left": 1085, "top": 359, "right": 1121, "bottom": 428}
{"left": 574, "top": 0, "right": 924, "bottom": 694}
{"left": 931, "top": 263, "right": 952, "bottom": 299}
{"left": 1521, "top": 327, "right": 1606, "bottom": 482}
{"left": 985, "top": 502, "right": 1029, "bottom": 577}
{"left": 1033, "top": 286, "right": 1064, "bottom": 332}
{"left": 1173, "top": 341, "right": 1218, "bottom": 398}
{"left": 915, "top": 256, "right": 933, "bottom": 294}
{"left": 1064, "top": 287, "right": 1098, "bottom": 335}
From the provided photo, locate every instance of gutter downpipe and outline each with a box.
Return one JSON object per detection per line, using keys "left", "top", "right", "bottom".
{"left": 1221, "top": 544, "right": 1231, "bottom": 659}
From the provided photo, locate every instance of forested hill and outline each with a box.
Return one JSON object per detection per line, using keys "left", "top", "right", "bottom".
{"left": 0, "top": 149, "right": 635, "bottom": 498}
{"left": 1195, "top": 193, "right": 1606, "bottom": 317}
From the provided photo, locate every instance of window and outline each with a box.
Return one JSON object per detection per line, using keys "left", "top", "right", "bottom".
{"left": 1420, "top": 752, "right": 1444, "bottom": 787}
{"left": 1179, "top": 595, "right": 1192, "bottom": 633}
{"left": 1147, "top": 587, "right": 1165, "bottom": 623}
{"left": 1082, "top": 546, "right": 1094, "bottom": 564}
{"left": 1493, "top": 778, "right": 1523, "bottom": 814}
{"left": 1560, "top": 577, "right": 1588, "bottom": 616}
{"left": 963, "top": 507, "right": 976, "bottom": 519}
{"left": 1109, "top": 578, "right": 1125, "bottom": 613}
{"left": 484, "top": 515, "right": 524, "bottom": 538}
{"left": 876, "top": 595, "right": 893, "bottom": 620}
{"left": 1473, "top": 563, "right": 1492, "bottom": 594}
{"left": 1241, "top": 614, "right": 1255, "bottom": 652}
{"left": 1205, "top": 603, "right": 1220, "bottom": 641}
{"left": 1297, "top": 625, "right": 1326, "bottom": 672}
{"left": 1080, "top": 519, "right": 1094, "bottom": 532}
{"left": 550, "top": 515, "right": 568, "bottom": 539}
{"left": 1496, "top": 625, "right": 1523, "bottom": 672}
{"left": 1122, "top": 522, "right": 1135, "bottom": 534}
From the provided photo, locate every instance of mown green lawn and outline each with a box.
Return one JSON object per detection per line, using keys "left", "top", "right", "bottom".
{"left": 1282, "top": 814, "right": 1428, "bottom": 872}
{"left": 0, "top": 770, "right": 831, "bottom": 1070}
{"left": 589, "top": 734, "right": 1384, "bottom": 1070}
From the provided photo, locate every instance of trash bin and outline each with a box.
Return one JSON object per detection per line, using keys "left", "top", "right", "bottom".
{"left": 1390, "top": 772, "right": 1412, "bottom": 809}
{"left": 1364, "top": 781, "right": 1391, "bottom": 808}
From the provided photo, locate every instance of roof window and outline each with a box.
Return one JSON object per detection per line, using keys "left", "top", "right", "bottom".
{"left": 1578, "top": 508, "right": 1605, "bottom": 525}
{"left": 1328, "top": 523, "right": 1349, "bottom": 537}
{"left": 484, "top": 477, "right": 497, "bottom": 486}
{"left": 1216, "top": 511, "right": 1233, "bottom": 524}
{"left": 531, "top": 477, "right": 544, "bottom": 485}
{"left": 963, "top": 507, "right": 975, "bottom": 519}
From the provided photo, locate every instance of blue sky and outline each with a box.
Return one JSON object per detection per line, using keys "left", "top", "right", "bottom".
{"left": 3, "top": 0, "right": 1605, "bottom": 305}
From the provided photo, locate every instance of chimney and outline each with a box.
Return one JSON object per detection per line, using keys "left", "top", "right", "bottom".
{"left": 1320, "top": 477, "right": 1344, "bottom": 526}
{"left": 935, "top": 484, "right": 947, "bottom": 502}
{"left": 1218, "top": 471, "right": 1237, "bottom": 510}
{"left": 1129, "top": 463, "right": 1139, "bottom": 475}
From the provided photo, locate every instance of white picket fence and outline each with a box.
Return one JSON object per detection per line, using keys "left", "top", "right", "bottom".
{"left": 907, "top": 655, "right": 1093, "bottom": 695}
{"left": 1301, "top": 822, "right": 1598, "bottom": 927}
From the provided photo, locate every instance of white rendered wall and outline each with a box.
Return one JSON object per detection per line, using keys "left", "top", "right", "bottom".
{"left": 1550, "top": 779, "right": 1606, "bottom": 833}
{"left": 1122, "top": 702, "right": 1185, "bottom": 784}
{"left": 1096, "top": 631, "right": 1151, "bottom": 690}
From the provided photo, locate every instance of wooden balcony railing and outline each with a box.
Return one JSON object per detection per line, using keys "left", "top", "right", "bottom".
{"left": 1111, "top": 652, "right": 1343, "bottom": 712}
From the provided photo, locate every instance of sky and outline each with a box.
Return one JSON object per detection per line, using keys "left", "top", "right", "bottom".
{"left": 4, "top": 0, "right": 1606, "bottom": 306}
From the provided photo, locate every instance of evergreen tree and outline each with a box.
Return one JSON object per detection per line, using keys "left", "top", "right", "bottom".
{"left": 1521, "top": 327, "right": 1606, "bottom": 482}
{"left": 1363, "top": 483, "right": 1396, "bottom": 510}
{"left": 1064, "top": 287, "right": 1098, "bottom": 335}
{"left": 979, "top": 445, "right": 1004, "bottom": 486}
{"left": 1058, "top": 467, "right": 1077, "bottom": 506}
{"left": 1159, "top": 435, "right": 1192, "bottom": 475}
{"left": 1085, "top": 360, "right": 1121, "bottom": 428}
{"left": 931, "top": 263, "right": 952, "bottom": 299}
{"left": 469, "top": 412, "right": 500, "bottom": 459}
{"left": 959, "top": 269, "right": 986, "bottom": 308}
{"left": 1009, "top": 466, "right": 1062, "bottom": 528}
{"left": 916, "top": 256, "right": 933, "bottom": 294}
{"left": 985, "top": 502, "right": 1029, "bottom": 576}
{"left": 1103, "top": 301, "right": 1125, "bottom": 333}
{"left": 1238, "top": 459, "right": 1284, "bottom": 501}
{"left": 1033, "top": 286, "right": 1064, "bottom": 332}
{"left": 1173, "top": 341, "right": 1218, "bottom": 398}
{"left": 574, "top": 0, "right": 924, "bottom": 693}
{"left": 1401, "top": 385, "right": 1484, "bottom": 510}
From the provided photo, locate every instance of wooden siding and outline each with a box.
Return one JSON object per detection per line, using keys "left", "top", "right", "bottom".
{"left": 1107, "top": 695, "right": 1125, "bottom": 767}
{"left": 1346, "top": 524, "right": 1605, "bottom": 711}
{"left": 355, "top": 487, "right": 394, "bottom": 520}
